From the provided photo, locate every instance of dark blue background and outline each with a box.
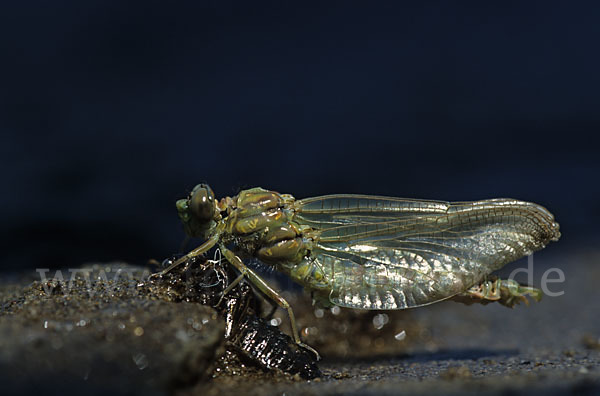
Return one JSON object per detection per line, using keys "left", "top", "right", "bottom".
{"left": 1, "top": 1, "right": 598, "bottom": 271}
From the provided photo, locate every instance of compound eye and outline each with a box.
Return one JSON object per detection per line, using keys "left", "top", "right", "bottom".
{"left": 190, "top": 184, "right": 215, "bottom": 222}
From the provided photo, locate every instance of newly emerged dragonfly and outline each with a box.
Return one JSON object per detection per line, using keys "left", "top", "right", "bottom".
{"left": 149, "top": 254, "right": 321, "bottom": 378}
{"left": 154, "top": 184, "right": 561, "bottom": 357}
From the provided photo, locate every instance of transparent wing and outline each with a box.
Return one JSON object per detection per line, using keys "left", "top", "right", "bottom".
{"left": 293, "top": 195, "right": 560, "bottom": 309}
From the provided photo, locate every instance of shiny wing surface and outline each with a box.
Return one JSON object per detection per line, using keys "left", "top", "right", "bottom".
{"left": 293, "top": 195, "right": 560, "bottom": 309}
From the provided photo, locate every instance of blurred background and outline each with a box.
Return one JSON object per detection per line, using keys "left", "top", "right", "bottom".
{"left": 1, "top": 1, "right": 598, "bottom": 272}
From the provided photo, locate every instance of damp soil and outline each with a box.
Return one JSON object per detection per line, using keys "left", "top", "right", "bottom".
{"left": 0, "top": 247, "right": 599, "bottom": 395}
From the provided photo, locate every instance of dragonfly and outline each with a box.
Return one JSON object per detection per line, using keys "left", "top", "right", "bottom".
{"left": 153, "top": 184, "right": 561, "bottom": 358}
{"left": 149, "top": 255, "right": 321, "bottom": 378}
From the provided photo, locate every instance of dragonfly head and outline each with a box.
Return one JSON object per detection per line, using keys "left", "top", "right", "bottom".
{"left": 176, "top": 183, "right": 218, "bottom": 238}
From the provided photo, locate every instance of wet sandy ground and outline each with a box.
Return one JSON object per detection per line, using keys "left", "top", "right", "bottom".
{"left": 0, "top": 245, "right": 598, "bottom": 395}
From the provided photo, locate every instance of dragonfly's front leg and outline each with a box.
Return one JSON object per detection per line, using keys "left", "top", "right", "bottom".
{"left": 219, "top": 245, "right": 321, "bottom": 360}
{"left": 149, "top": 234, "right": 220, "bottom": 279}
{"left": 452, "top": 278, "right": 543, "bottom": 308}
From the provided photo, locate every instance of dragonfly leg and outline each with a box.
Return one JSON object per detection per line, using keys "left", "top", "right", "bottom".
{"left": 149, "top": 234, "right": 219, "bottom": 279}
{"left": 220, "top": 245, "right": 321, "bottom": 360}
{"left": 453, "top": 278, "right": 543, "bottom": 308}
{"left": 217, "top": 272, "right": 245, "bottom": 306}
